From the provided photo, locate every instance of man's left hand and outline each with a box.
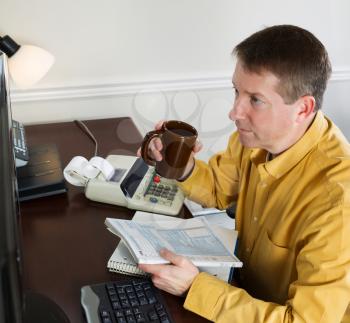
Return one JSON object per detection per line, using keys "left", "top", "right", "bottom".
{"left": 138, "top": 249, "right": 199, "bottom": 296}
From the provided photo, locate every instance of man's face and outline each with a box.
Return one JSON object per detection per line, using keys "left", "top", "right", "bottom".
{"left": 229, "top": 61, "right": 299, "bottom": 154}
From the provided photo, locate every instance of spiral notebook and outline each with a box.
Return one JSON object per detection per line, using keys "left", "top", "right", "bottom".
{"left": 107, "top": 240, "right": 148, "bottom": 277}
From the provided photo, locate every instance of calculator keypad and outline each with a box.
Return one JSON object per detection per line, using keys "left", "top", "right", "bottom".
{"left": 144, "top": 181, "right": 178, "bottom": 206}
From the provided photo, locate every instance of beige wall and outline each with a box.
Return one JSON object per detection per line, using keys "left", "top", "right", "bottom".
{"left": 1, "top": 0, "right": 349, "bottom": 154}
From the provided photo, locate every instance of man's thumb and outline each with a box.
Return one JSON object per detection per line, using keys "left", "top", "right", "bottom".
{"left": 159, "top": 248, "right": 188, "bottom": 267}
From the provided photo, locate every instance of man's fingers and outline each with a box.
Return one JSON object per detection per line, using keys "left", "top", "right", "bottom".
{"left": 159, "top": 249, "right": 190, "bottom": 267}
{"left": 155, "top": 120, "right": 165, "bottom": 130}
{"left": 154, "top": 138, "right": 163, "bottom": 151}
{"left": 193, "top": 139, "right": 203, "bottom": 153}
{"left": 147, "top": 138, "right": 163, "bottom": 161}
{"left": 138, "top": 263, "right": 167, "bottom": 275}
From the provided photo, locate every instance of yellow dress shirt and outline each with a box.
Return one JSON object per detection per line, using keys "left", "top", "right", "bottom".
{"left": 179, "top": 111, "right": 350, "bottom": 322}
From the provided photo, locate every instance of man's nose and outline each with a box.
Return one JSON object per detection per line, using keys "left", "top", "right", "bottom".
{"left": 229, "top": 99, "right": 246, "bottom": 121}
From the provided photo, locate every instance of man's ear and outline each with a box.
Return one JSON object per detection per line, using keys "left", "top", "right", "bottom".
{"left": 295, "top": 95, "right": 316, "bottom": 123}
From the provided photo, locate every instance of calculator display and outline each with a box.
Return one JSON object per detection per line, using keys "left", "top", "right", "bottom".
{"left": 120, "top": 158, "right": 148, "bottom": 198}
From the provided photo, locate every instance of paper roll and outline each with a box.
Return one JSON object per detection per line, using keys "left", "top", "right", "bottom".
{"left": 63, "top": 156, "right": 89, "bottom": 186}
{"left": 89, "top": 156, "right": 115, "bottom": 180}
{"left": 63, "top": 155, "right": 115, "bottom": 187}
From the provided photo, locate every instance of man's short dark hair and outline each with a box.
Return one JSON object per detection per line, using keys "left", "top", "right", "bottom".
{"left": 233, "top": 25, "right": 332, "bottom": 110}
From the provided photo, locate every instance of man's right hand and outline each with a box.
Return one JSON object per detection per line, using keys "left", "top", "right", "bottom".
{"left": 136, "top": 120, "right": 203, "bottom": 180}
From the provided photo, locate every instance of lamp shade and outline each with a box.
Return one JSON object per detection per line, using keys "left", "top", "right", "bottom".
{"left": 8, "top": 44, "right": 55, "bottom": 89}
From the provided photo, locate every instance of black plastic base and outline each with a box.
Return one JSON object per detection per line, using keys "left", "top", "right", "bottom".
{"left": 23, "top": 291, "right": 70, "bottom": 323}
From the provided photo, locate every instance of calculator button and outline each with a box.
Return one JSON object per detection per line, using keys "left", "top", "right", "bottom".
{"left": 153, "top": 175, "right": 161, "bottom": 183}
{"left": 149, "top": 197, "right": 158, "bottom": 203}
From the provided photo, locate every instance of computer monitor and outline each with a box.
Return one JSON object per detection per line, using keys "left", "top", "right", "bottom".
{"left": 0, "top": 51, "right": 70, "bottom": 323}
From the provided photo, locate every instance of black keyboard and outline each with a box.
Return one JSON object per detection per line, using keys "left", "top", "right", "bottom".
{"left": 81, "top": 278, "right": 173, "bottom": 323}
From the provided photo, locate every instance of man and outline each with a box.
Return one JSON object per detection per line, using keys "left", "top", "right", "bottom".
{"left": 138, "top": 25, "right": 350, "bottom": 322}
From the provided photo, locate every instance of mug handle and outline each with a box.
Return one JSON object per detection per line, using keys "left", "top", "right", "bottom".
{"left": 140, "top": 129, "right": 163, "bottom": 166}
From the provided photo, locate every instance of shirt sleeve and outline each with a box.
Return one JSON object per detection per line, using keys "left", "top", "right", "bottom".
{"left": 184, "top": 273, "right": 289, "bottom": 322}
{"left": 177, "top": 132, "right": 243, "bottom": 210}
{"left": 184, "top": 204, "right": 350, "bottom": 323}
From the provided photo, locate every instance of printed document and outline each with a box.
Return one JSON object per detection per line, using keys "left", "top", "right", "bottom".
{"left": 105, "top": 214, "right": 242, "bottom": 268}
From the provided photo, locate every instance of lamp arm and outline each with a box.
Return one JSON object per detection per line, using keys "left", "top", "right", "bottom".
{"left": 0, "top": 35, "right": 20, "bottom": 58}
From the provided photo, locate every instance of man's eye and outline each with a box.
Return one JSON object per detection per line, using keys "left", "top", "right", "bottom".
{"left": 251, "top": 96, "right": 264, "bottom": 106}
{"left": 233, "top": 88, "right": 239, "bottom": 96}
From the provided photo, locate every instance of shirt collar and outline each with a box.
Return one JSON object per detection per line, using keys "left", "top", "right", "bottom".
{"left": 251, "top": 111, "right": 328, "bottom": 180}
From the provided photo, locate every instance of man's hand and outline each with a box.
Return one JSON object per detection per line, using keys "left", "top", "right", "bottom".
{"left": 136, "top": 120, "right": 203, "bottom": 179}
{"left": 138, "top": 249, "right": 199, "bottom": 296}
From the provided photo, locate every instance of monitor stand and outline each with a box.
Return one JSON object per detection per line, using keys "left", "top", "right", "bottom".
{"left": 23, "top": 291, "right": 70, "bottom": 323}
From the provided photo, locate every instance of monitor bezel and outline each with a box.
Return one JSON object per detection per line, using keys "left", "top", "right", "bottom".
{"left": 0, "top": 51, "right": 24, "bottom": 323}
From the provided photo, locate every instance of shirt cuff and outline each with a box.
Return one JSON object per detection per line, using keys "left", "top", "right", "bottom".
{"left": 177, "top": 158, "right": 196, "bottom": 182}
{"left": 183, "top": 272, "right": 232, "bottom": 320}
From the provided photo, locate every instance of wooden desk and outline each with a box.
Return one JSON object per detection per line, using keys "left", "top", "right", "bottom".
{"left": 20, "top": 117, "right": 208, "bottom": 323}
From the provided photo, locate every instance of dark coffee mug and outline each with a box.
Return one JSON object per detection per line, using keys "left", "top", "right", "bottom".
{"left": 141, "top": 120, "right": 198, "bottom": 179}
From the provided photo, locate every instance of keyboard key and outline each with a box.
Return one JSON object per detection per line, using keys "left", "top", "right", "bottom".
{"left": 121, "top": 300, "right": 131, "bottom": 308}
{"left": 148, "top": 296, "right": 156, "bottom": 304}
{"left": 108, "top": 289, "right": 117, "bottom": 296}
{"left": 148, "top": 310, "right": 158, "bottom": 321}
{"left": 160, "top": 316, "right": 170, "bottom": 323}
{"left": 124, "top": 309, "right": 133, "bottom": 316}
{"left": 119, "top": 293, "right": 127, "bottom": 300}
{"left": 143, "top": 283, "right": 151, "bottom": 290}
{"left": 145, "top": 290, "right": 156, "bottom": 303}
{"left": 134, "top": 285, "right": 143, "bottom": 292}
{"left": 112, "top": 301, "right": 122, "bottom": 310}
{"left": 130, "top": 299, "right": 139, "bottom": 307}
{"left": 126, "top": 315, "right": 136, "bottom": 323}
{"left": 139, "top": 297, "right": 148, "bottom": 306}
{"left": 100, "top": 310, "right": 110, "bottom": 318}
{"left": 115, "top": 310, "right": 124, "bottom": 318}
{"left": 157, "top": 309, "right": 166, "bottom": 317}
{"left": 135, "top": 313, "right": 146, "bottom": 322}
{"left": 133, "top": 307, "right": 141, "bottom": 315}
{"left": 117, "top": 318, "right": 127, "bottom": 323}
{"left": 106, "top": 283, "right": 115, "bottom": 290}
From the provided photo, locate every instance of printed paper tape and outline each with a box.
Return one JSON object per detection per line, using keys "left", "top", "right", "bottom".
{"left": 63, "top": 156, "right": 114, "bottom": 186}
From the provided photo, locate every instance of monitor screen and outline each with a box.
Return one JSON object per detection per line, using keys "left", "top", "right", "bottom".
{"left": 0, "top": 51, "right": 24, "bottom": 323}
{"left": 0, "top": 52, "right": 70, "bottom": 323}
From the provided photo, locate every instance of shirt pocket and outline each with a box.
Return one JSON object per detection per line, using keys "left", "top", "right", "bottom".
{"left": 249, "top": 229, "right": 294, "bottom": 303}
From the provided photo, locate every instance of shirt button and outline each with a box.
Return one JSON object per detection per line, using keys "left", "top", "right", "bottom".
{"left": 260, "top": 182, "right": 267, "bottom": 187}
{"left": 253, "top": 217, "right": 258, "bottom": 222}
{"left": 246, "top": 247, "right": 250, "bottom": 253}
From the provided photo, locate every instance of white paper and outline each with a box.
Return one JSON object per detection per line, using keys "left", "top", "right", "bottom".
{"left": 184, "top": 198, "right": 226, "bottom": 216}
{"left": 105, "top": 216, "right": 242, "bottom": 267}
